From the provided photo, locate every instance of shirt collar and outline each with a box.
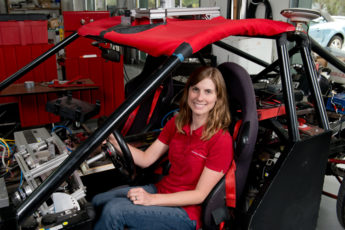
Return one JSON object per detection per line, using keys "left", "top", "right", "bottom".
{"left": 182, "top": 123, "right": 204, "bottom": 136}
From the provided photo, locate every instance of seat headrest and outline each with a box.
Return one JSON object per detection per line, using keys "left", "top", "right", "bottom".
{"left": 218, "top": 62, "right": 257, "bottom": 119}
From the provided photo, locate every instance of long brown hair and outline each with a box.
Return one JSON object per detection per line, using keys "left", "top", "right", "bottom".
{"left": 175, "top": 66, "right": 231, "bottom": 140}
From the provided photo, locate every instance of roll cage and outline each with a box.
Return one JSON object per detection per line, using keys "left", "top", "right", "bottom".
{"left": 1, "top": 13, "right": 345, "bottom": 229}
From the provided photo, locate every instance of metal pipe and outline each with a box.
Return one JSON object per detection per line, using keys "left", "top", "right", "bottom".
{"left": 16, "top": 43, "right": 192, "bottom": 224}
{"left": 311, "top": 37, "right": 345, "bottom": 74}
{"left": 196, "top": 52, "right": 207, "bottom": 66}
{"left": 86, "top": 152, "right": 106, "bottom": 165}
{"left": 214, "top": 40, "right": 271, "bottom": 69}
{"left": 276, "top": 34, "right": 300, "bottom": 142}
{"left": 253, "top": 45, "right": 300, "bottom": 82}
{"left": 322, "top": 191, "right": 337, "bottom": 200}
{"left": 298, "top": 35, "right": 330, "bottom": 130}
{"left": 0, "top": 32, "right": 79, "bottom": 91}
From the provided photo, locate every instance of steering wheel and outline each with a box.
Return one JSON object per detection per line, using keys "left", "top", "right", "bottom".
{"left": 103, "top": 130, "right": 136, "bottom": 181}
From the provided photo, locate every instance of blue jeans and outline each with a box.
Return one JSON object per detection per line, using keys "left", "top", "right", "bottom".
{"left": 92, "top": 184, "right": 196, "bottom": 230}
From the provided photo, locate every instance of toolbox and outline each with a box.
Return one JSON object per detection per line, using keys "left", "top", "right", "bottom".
{"left": 326, "top": 93, "right": 345, "bottom": 114}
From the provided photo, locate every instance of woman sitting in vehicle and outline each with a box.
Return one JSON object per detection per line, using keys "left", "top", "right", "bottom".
{"left": 92, "top": 66, "right": 234, "bottom": 230}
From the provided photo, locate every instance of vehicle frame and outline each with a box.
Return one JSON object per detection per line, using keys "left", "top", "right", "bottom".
{"left": 1, "top": 8, "right": 345, "bottom": 230}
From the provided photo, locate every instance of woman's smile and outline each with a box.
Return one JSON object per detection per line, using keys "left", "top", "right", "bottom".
{"left": 188, "top": 78, "right": 217, "bottom": 119}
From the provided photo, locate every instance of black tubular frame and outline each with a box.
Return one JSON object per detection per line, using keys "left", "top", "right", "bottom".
{"left": 0, "top": 32, "right": 79, "bottom": 91}
{"left": 253, "top": 37, "right": 345, "bottom": 83}
{"left": 275, "top": 33, "right": 300, "bottom": 142}
{"left": 253, "top": 45, "right": 300, "bottom": 81}
{"left": 214, "top": 33, "right": 337, "bottom": 141}
{"left": 214, "top": 41, "right": 274, "bottom": 71}
{"left": 311, "top": 37, "right": 345, "bottom": 74}
{"left": 1, "top": 22, "right": 342, "bottom": 229}
{"left": 297, "top": 34, "right": 330, "bottom": 130}
{"left": 14, "top": 42, "right": 191, "bottom": 225}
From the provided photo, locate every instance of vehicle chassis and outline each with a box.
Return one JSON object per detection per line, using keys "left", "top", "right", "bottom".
{"left": 1, "top": 17, "right": 345, "bottom": 229}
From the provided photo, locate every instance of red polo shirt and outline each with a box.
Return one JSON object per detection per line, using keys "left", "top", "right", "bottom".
{"left": 155, "top": 116, "right": 233, "bottom": 229}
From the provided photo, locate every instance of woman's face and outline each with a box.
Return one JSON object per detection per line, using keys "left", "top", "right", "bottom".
{"left": 187, "top": 77, "right": 217, "bottom": 120}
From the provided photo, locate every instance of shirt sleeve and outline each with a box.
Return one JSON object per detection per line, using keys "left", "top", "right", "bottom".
{"left": 158, "top": 116, "right": 177, "bottom": 145}
{"left": 205, "top": 131, "right": 233, "bottom": 174}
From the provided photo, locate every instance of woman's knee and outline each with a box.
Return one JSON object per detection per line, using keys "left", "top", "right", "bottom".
{"left": 100, "top": 199, "right": 129, "bottom": 226}
{"left": 92, "top": 193, "right": 107, "bottom": 207}
{"left": 92, "top": 186, "right": 130, "bottom": 207}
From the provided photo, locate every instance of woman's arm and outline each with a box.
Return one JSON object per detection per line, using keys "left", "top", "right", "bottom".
{"left": 107, "top": 135, "right": 169, "bottom": 168}
{"left": 127, "top": 166, "right": 224, "bottom": 206}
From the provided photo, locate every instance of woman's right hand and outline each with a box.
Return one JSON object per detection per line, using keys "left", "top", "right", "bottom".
{"left": 104, "top": 133, "right": 169, "bottom": 169}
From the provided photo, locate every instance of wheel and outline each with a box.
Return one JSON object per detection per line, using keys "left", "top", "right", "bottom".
{"left": 328, "top": 35, "right": 343, "bottom": 49}
{"left": 336, "top": 177, "right": 345, "bottom": 228}
{"left": 113, "top": 130, "right": 135, "bottom": 175}
{"left": 102, "top": 130, "right": 136, "bottom": 181}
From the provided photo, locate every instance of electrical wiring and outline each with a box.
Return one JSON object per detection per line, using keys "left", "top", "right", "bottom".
{"left": 0, "top": 164, "right": 19, "bottom": 178}
{"left": 51, "top": 125, "right": 72, "bottom": 135}
{"left": 0, "top": 138, "right": 21, "bottom": 184}
{"left": 1, "top": 145, "right": 7, "bottom": 173}
{"left": 3, "top": 139, "right": 14, "bottom": 143}
{"left": 19, "top": 170, "right": 23, "bottom": 188}
{"left": 161, "top": 109, "right": 179, "bottom": 128}
{"left": 0, "top": 138, "right": 10, "bottom": 155}
{"left": 0, "top": 148, "right": 9, "bottom": 159}
{"left": 0, "top": 138, "right": 11, "bottom": 173}
{"left": 0, "top": 141, "right": 13, "bottom": 154}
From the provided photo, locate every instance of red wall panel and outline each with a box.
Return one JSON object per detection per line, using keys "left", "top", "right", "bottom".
{"left": 0, "top": 46, "right": 17, "bottom": 104}
{"left": 64, "top": 56, "right": 124, "bottom": 117}
{"left": 0, "top": 16, "right": 59, "bottom": 127}
{"left": 0, "top": 20, "right": 47, "bottom": 45}
{"left": 63, "top": 11, "right": 125, "bottom": 118}
{"left": 0, "top": 44, "right": 59, "bottom": 127}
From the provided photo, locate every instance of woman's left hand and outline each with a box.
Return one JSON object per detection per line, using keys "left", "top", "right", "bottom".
{"left": 127, "top": 187, "right": 154, "bottom": 206}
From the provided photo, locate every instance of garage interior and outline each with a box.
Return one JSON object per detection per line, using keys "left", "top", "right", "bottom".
{"left": 0, "top": 0, "right": 345, "bottom": 229}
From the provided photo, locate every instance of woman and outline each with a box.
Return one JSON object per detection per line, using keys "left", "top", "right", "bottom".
{"left": 93, "top": 66, "right": 234, "bottom": 230}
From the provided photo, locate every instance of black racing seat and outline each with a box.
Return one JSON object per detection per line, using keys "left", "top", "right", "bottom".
{"left": 202, "top": 62, "right": 259, "bottom": 229}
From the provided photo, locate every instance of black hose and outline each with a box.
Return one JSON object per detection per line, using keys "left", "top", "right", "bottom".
{"left": 247, "top": 0, "right": 273, "bottom": 20}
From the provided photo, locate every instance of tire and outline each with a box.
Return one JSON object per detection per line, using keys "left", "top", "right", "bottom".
{"left": 336, "top": 178, "right": 345, "bottom": 228}
{"left": 328, "top": 35, "right": 343, "bottom": 49}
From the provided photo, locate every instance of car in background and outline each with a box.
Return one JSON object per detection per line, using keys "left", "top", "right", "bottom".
{"left": 308, "top": 10, "right": 345, "bottom": 49}
{"left": 333, "top": 16, "right": 345, "bottom": 21}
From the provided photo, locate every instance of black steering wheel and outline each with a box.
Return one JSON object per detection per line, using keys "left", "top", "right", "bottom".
{"left": 103, "top": 130, "right": 136, "bottom": 181}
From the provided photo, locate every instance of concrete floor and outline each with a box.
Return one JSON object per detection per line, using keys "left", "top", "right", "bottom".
{"left": 317, "top": 176, "right": 344, "bottom": 230}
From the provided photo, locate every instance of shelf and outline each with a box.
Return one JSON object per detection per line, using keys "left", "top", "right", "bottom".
{"left": 6, "top": 0, "right": 61, "bottom": 14}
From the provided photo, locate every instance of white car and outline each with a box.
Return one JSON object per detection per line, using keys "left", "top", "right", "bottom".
{"left": 308, "top": 11, "right": 345, "bottom": 49}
